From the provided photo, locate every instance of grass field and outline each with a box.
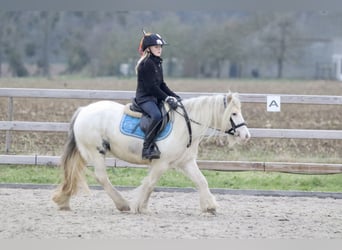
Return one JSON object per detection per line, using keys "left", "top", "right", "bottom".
{"left": 1, "top": 165, "right": 341, "bottom": 192}
{"left": 0, "top": 77, "right": 341, "bottom": 190}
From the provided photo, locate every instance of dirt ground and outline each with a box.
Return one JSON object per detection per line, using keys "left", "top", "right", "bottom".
{"left": 0, "top": 187, "right": 341, "bottom": 239}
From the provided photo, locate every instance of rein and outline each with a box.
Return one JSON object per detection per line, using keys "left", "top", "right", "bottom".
{"left": 175, "top": 95, "right": 247, "bottom": 146}
{"left": 177, "top": 101, "right": 192, "bottom": 147}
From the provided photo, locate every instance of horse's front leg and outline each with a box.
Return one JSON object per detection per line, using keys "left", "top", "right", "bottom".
{"left": 180, "top": 159, "right": 218, "bottom": 214}
{"left": 131, "top": 162, "right": 168, "bottom": 213}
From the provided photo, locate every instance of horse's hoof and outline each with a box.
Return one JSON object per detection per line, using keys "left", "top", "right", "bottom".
{"left": 59, "top": 206, "right": 71, "bottom": 211}
{"left": 206, "top": 208, "right": 217, "bottom": 215}
{"left": 118, "top": 205, "right": 131, "bottom": 212}
{"left": 129, "top": 204, "right": 149, "bottom": 214}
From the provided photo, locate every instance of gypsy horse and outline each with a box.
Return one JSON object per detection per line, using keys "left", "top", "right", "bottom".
{"left": 52, "top": 92, "right": 250, "bottom": 214}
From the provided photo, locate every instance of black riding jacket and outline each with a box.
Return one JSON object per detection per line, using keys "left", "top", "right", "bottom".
{"left": 135, "top": 53, "right": 179, "bottom": 105}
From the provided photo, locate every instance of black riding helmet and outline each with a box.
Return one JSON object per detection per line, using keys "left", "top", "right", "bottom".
{"left": 138, "top": 32, "right": 168, "bottom": 54}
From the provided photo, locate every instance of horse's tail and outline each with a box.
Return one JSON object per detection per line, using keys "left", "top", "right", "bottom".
{"left": 52, "top": 108, "right": 88, "bottom": 210}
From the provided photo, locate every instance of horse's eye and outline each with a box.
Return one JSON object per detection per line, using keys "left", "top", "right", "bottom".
{"left": 232, "top": 112, "right": 237, "bottom": 116}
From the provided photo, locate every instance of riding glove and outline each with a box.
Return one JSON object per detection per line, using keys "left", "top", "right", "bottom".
{"left": 166, "top": 96, "right": 178, "bottom": 109}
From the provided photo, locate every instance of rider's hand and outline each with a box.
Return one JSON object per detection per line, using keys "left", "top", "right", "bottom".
{"left": 166, "top": 96, "right": 178, "bottom": 110}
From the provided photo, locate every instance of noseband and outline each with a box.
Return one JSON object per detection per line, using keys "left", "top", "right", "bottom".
{"left": 225, "top": 117, "right": 247, "bottom": 136}
{"left": 223, "top": 95, "right": 247, "bottom": 136}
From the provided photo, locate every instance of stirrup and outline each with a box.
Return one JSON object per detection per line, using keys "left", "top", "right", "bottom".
{"left": 142, "top": 143, "right": 160, "bottom": 160}
{"left": 151, "top": 142, "right": 161, "bottom": 155}
{"left": 147, "top": 144, "right": 160, "bottom": 159}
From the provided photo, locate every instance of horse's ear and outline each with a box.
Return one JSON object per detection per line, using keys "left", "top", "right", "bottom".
{"left": 226, "top": 92, "right": 232, "bottom": 103}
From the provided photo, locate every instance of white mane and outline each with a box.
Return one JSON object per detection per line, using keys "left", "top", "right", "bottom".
{"left": 182, "top": 92, "right": 241, "bottom": 139}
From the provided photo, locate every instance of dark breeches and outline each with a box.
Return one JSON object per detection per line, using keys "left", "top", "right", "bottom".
{"left": 139, "top": 101, "right": 162, "bottom": 126}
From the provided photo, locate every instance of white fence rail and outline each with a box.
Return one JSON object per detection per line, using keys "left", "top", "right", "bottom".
{"left": 1, "top": 88, "right": 341, "bottom": 174}
{"left": 1, "top": 88, "right": 342, "bottom": 104}
{"left": 1, "top": 121, "right": 342, "bottom": 139}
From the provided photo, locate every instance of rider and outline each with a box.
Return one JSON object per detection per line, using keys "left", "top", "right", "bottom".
{"left": 135, "top": 31, "right": 181, "bottom": 160}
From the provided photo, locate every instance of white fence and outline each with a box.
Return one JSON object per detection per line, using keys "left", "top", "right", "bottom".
{"left": 1, "top": 88, "right": 342, "bottom": 174}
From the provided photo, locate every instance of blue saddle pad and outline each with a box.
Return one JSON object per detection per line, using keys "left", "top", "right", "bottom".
{"left": 120, "top": 114, "right": 172, "bottom": 141}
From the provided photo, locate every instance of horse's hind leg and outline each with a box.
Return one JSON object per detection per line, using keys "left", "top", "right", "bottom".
{"left": 92, "top": 155, "right": 130, "bottom": 212}
{"left": 180, "top": 159, "right": 218, "bottom": 214}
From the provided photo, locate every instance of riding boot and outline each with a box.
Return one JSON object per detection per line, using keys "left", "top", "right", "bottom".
{"left": 142, "top": 141, "right": 160, "bottom": 160}
{"left": 142, "top": 124, "right": 161, "bottom": 160}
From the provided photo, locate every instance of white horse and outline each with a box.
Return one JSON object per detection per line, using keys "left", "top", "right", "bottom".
{"left": 52, "top": 92, "right": 250, "bottom": 214}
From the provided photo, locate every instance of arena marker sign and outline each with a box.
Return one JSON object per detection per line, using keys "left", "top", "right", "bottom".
{"left": 267, "top": 95, "right": 281, "bottom": 112}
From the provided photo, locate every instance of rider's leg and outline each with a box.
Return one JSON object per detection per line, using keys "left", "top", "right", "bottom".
{"left": 139, "top": 101, "right": 162, "bottom": 159}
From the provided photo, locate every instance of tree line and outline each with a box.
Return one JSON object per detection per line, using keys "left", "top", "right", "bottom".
{"left": 0, "top": 11, "right": 341, "bottom": 78}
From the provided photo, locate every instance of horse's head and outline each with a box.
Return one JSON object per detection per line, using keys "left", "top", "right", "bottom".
{"left": 222, "top": 93, "right": 250, "bottom": 144}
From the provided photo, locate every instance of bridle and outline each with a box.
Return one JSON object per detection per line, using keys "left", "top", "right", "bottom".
{"left": 222, "top": 94, "right": 248, "bottom": 135}
{"left": 225, "top": 117, "right": 247, "bottom": 136}
{"left": 175, "top": 95, "right": 247, "bottom": 147}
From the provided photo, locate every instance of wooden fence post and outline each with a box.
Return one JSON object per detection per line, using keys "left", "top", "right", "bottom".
{"left": 5, "top": 97, "right": 13, "bottom": 153}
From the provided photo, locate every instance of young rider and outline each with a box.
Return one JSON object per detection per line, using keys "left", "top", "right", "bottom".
{"left": 135, "top": 31, "right": 181, "bottom": 160}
